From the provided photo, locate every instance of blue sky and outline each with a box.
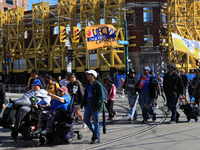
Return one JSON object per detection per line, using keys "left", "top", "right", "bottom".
{"left": 28, "top": 0, "right": 58, "bottom": 10}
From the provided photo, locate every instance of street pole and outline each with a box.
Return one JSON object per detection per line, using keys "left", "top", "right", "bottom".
{"left": 86, "top": 19, "right": 90, "bottom": 70}
{"left": 2, "top": 29, "right": 7, "bottom": 83}
{"left": 124, "top": 16, "right": 129, "bottom": 75}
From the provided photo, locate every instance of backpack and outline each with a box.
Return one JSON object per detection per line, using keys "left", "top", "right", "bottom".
{"left": 96, "top": 81, "right": 109, "bottom": 101}
{"left": 103, "top": 86, "right": 109, "bottom": 101}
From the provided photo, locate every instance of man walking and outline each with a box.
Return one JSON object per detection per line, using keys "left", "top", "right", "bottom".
{"left": 192, "top": 69, "right": 200, "bottom": 105}
{"left": 81, "top": 70, "right": 104, "bottom": 144}
{"left": 163, "top": 63, "right": 183, "bottom": 124}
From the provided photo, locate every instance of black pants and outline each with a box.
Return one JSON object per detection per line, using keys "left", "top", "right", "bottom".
{"left": 105, "top": 100, "right": 115, "bottom": 118}
{"left": 166, "top": 94, "right": 179, "bottom": 121}
{"left": 195, "top": 97, "right": 199, "bottom": 106}
{"left": 155, "top": 88, "right": 166, "bottom": 102}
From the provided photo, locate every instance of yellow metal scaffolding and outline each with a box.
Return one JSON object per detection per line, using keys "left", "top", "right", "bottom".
{"left": 25, "top": 1, "right": 50, "bottom": 73}
{"left": 0, "top": 0, "right": 127, "bottom": 75}
{"left": 167, "top": 0, "right": 199, "bottom": 72}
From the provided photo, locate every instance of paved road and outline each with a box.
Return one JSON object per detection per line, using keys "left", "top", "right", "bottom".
{"left": 1, "top": 93, "right": 200, "bottom": 150}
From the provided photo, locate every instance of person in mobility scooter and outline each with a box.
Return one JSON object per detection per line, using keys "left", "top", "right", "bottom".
{"left": 0, "top": 79, "right": 51, "bottom": 140}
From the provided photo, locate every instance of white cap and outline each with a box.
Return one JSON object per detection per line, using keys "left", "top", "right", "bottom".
{"left": 85, "top": 70, "right": 97, "bottom": 78}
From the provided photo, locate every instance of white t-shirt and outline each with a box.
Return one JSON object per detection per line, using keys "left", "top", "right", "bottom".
{"left": 59, "top": 79, "right": 70, "bottom": 87}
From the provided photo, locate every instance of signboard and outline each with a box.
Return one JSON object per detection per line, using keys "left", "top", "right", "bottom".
{"left": 85, "top": 24, "right": 117, "bottom": 50}
{"left": 67, "top": 62, "right": 72, "bottom": 73}
{"left": 65, "top": 38, "right": 70, "bottom": 47}
{"left": 118, "top": 40, "right": 129, "bottom": 45}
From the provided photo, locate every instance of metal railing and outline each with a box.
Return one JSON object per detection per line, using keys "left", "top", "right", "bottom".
{"left": 5, "top": 84, "right": 27, "bottom": 93}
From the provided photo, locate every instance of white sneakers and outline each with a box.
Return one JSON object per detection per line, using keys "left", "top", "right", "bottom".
{"left": 82, "top": 123, "right": 87, "bottom": 129}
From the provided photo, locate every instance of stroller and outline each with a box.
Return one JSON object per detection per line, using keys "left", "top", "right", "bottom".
{"left": 38, "top": 93, "right": 83, "bottom": 145}
{"left": 180, "top": 98, "right": 199, "bottom": 122}
{"left": 0, "top": 89, "right": 50, "bottom": 140}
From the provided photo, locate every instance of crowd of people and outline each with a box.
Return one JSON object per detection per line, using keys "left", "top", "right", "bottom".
{"left": 0, "top": 63, "right": 200, "bottom": 144}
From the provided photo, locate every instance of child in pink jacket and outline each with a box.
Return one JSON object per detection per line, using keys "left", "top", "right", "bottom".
{"left": 105, "top": 76, "right": 117, "bottom": 120}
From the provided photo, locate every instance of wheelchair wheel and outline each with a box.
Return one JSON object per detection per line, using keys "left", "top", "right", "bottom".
{"left": 40, "top": 136, "right": 45, "bottom": 145}
{"left": 20, "top": 123, "right": 33, "bottom": 140}
{"left": 46, "top": 133, "right": 55, "bottom": 143}
{"left": 77, "top": 134, "right": 83, "bottom": 140}
{"left": 61, "top": 127, "right": 74, "bottom": 143}
{"left": 11, "top": 130, "right": 18, "bottom": 139}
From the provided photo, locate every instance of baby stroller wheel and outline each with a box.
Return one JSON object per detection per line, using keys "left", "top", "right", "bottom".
{"left": 11, "top": 130, "right": 18, "bottom": 139}
{"left": 62, "top": 127, "right": 74, "bottom": 143}
{"left": 40, "top": 136, "right": 46, "bottom": 145}
{"left": 77, "top": 134, "right": 83, "bottom": 140}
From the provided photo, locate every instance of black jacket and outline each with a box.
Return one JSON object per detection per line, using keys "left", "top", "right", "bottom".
{"left": 181, "top": 74, "right": 189, "bottom": 87}
{"left": 163, "top": 72, "right": 183, "bottom": 97}
{"left": 0, "top": 83, "right": 6, "bottom": 108}
{"left": 67, "top": 80, "right": 84, "bottom": 105}
{"left": 149, "top": 76, "right": 158, "bottom": 99}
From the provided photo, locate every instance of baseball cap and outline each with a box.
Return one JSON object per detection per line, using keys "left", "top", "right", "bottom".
{"left": 144, "top": 67, "right": 151, "bottom": 72}
{"left": 85, "top": 70, "right": 97, "bottom": 78}
{"left": 58, "top": 86, "right": 68, "bottom": 92}
{"left": 31, "top": 79, "right": 42, "bottom": 86}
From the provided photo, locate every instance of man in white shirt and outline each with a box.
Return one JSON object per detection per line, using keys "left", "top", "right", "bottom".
{"left": 59, "top": 72, "right": 71, "bottom": 87}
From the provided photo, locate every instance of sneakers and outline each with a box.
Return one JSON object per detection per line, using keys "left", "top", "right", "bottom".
{"left": 107, "top": 117, "right": 113, "bottom": 121}
{"left": 90, "top": 137, "right": 100, "bottom": 144}
{"left": 82, "top": 123, "right": 87, "bottom": 129}
{"left": 168, "top": 120, "right": 176, "bottom": 124}
{"left": 152, "top": 114, "right": 156, "bottom": 121}
{"left": 128, "top": 117, "right": 137, "bottom": 122}
{"left": 113, "top": 111, "right": 117, "bottom": 118}
{"left": 142, "top": 120, "right": 147, "bottom": 124}
{"left": 176, "top": 113, "right": 180, "bottom": 123}
{"left": 34, "top": 128, "right": 42, "bottom": 134}
{"left": 128, "top": 117, "right": 133, "bottom": 122}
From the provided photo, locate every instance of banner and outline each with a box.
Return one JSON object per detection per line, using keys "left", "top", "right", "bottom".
{"left": 171, "top": 32, "right": 200, "bottom": 59}
{"left": 85, "top": 24, "right": 117, "bottom": 50}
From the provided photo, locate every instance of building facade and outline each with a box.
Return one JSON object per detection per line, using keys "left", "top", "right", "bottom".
{"left": 127, "top": 0, "right": 168, "bottom": 74}
{"left": 0, "top": 0, "right": 28, "bottom": 11}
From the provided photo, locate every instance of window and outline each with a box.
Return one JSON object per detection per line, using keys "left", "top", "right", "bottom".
{"left": 143, "top": 8, "right": 153, "bottom": 22}
{"left": 144, "top": 35, "right": 153, "bottom": 46}
{"left": 6, "top": 0, "right": 13, "bottom": 5}
{"left": 4, "top": 7, "right": 8, "bottom": 12}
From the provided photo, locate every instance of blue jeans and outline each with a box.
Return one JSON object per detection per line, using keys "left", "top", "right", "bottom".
{"left": 127, "top": 92, "right": 138, "bottom": 118}
{"left": 83, "top": 103, "right": 100, "bottom": 138}
{"left": 166, "top": 94, "right": 179, "bottom": 121}
{"left": 139, "top": 90, "right": 156, "bottom": 120}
